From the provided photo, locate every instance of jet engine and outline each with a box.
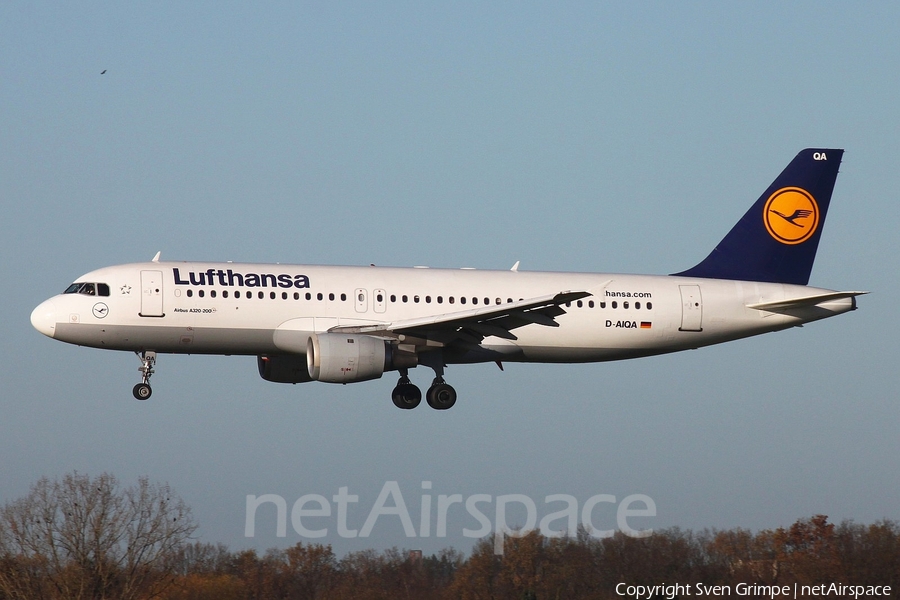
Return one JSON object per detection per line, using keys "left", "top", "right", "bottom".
{"left": 306, "top": 333, "right": 389, "bottom": 383}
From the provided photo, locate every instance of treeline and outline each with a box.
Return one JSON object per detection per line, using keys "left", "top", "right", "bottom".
{"left": 159, "top": 517, "right": 900, "bottom": 599}
{"left": 5, "top": 518, "right": 898, "bottom": 599}
{"left": 1, "top": 474, "right": 898, "bottom": 599}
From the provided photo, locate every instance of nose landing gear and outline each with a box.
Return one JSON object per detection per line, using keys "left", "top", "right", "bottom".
{"left": 132, "top": 351, "right": 156, "bottom": 400}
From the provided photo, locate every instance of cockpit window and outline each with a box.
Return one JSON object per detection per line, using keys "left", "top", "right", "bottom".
{"left": 63, "top": 282, "right": 110, "bottom": 297}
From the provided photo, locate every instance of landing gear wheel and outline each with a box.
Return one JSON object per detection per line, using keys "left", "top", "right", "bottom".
{"left": 134, "top": 350, "right": 157, "bottom": 401}
{"left": 133, "top": 383, "right": 152, "bottom": 400}
{"left": 426, "top": 381, "right": 457, "bottom": 410}
{"left": 392, "top": 381, "right": 422, "bottom": 409}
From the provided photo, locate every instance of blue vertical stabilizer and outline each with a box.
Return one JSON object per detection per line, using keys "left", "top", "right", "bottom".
{"left": 674, "top": 148, "right": 843, "bottom": 285}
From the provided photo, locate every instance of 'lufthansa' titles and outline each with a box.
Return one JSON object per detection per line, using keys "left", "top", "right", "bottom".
{"left": 173, "top": 268, "right": 310, "bottom": 289}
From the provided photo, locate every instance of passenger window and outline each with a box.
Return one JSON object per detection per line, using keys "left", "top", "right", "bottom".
{"left": 282, "top": 292, "right": 288, "bottom": 300}
{"left": 624, "top": 301, "right": 629, "bottom": 309}
{"left": 600, "top": 301, "right": 606, "bottom": 308}
{"left": 437, "top": 296, "right": 443, "bottom": 304}
{"left": 211, "top": 290, "right": 217, "bottom": 298}
{"left": 377, "top": 293, "right": 383, "bottom": 302}
{"left": 425, "top": 295, "right": 431, "bottom": 303}
{"left": 414, "top": 295, "right": 420, "bottom": 303}
{"left": 341, "top": 293, "right": 347, "bottom": 301}
{"left": 329, "top": 293, "right": 335, "bottom": 301}
{"left": 402, "top": 295, "right": 408, "bottom": 303}
{"left": 199, "top": 290, "right": 205, "bottom": 298}
{"left": 258, "top": 292, "right": 264, "bottom": 299}
{"left": 270, "top": 292, "right": 276, "bottom": 299}
{"left": 390, "top": 295, "right": 396, "bottom": 302}
{"left": 187, "top": 290, "right": 193, "bottom": 298}
{"left": 472, "top": 297, "right": 478, "bottom": 305}
{"left": 223, "top": 290, "right": 229, "bottom": 298}
{"left": 306, "top": 293, "right": 312, "bottom": 300}
{"left": 317, "top": 293, "right": 323, "bottom": 301}
{"left": 577, "top": 300, "right": 583, "bottom": 308}
{"left": 589, "top": 300, "right": 595, "bottom": 308}
{"left": 449, "top": 297, "right": 455, "bottom": 304}
{"left": 460, "top": 297, "right": 466, "bottom": 304}
{"left": 647, "top": 302, "right": 653, "bottom": 310}
{"left": 612, "top": 301, "right": 617, "bottom": 309}
{"left": 635, "top": 302, "right": 640, "bottom": 309}
{"left": 294, "top": 292, "right": 299, "bottom": 300}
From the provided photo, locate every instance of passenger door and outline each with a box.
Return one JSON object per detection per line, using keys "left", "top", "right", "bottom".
{"left": 678, "top": 285, "right": 702, "bottom": 331}
{"left": 140, "top": 270, "right": 164, "bottom": 317}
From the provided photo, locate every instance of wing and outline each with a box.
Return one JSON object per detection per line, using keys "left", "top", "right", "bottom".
{"left": 329, "top": 290, "right": 592, "bottom": 347}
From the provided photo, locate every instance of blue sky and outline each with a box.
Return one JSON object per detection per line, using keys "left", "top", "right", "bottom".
{"left": 2, "top": 2, "right": 898, "bottom": 556}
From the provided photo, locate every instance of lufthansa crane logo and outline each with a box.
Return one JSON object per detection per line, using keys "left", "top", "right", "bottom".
{"left": 763, "top": 187, "right": 819, "bottom": 245}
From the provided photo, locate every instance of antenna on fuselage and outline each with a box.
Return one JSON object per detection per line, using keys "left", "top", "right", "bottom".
{"left": 510, "top": 261, "right": 520, "bottom": 272}
{"left": 151, "top": 251, "right": 161, "bottom": 262}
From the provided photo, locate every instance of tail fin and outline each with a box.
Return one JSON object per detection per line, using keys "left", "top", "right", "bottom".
{"left": 673, "top": 148, "right": 844, "bottom": 285}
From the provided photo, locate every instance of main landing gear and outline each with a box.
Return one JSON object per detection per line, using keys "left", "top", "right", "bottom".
{"left": 391, "top": 367, "right": 457, "bottom": 410}
{"left": 132, "top": 350, "right": 156, "bottom": 400}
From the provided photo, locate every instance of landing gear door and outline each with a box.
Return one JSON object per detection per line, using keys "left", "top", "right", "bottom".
{"left": 679, "top": 285, "right": 702, "bottom": 332}
{"left": 140, "top": 270, "right": 164, "bottom": 317}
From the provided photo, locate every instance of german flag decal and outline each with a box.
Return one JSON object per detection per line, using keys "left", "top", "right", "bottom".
{"left": 640, "top": 322, "right": 652, "bottom": 329}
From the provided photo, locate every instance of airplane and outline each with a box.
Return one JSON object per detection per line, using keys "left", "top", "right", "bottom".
{"left": 31, "top": 148, "right": 864, "bottom": 410}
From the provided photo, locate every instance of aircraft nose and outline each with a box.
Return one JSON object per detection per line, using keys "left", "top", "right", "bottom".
{"left": 31, "top": 299, "right": 58, "bottom": 338}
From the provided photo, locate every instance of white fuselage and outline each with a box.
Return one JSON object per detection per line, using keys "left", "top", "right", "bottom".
{"left": 30, "top": 261, "right": 856, "bottom": 364}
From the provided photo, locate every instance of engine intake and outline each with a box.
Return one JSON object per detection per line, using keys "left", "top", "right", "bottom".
{"left": 307, "top": 333, "right": 388, "bottom": 383}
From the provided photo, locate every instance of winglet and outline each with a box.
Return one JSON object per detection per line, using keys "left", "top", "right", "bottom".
{"left": 151, "top": 251, "right": 161, "bottom": 263}
{"left": 510, "top": 261, "right": 520, "bottom": 272}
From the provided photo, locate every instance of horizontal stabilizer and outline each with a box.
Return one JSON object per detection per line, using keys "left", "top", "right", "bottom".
{"left": 747, "top": 291, "right": 867, "bottom": 312}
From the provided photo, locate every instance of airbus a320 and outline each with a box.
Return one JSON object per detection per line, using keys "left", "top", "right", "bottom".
{"left": 31, "top": 149, "right": 864, "bottom": 410}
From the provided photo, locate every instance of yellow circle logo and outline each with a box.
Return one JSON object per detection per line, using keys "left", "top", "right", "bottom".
{"left": 763, "top": 187, "right": 819, "bottom": 245}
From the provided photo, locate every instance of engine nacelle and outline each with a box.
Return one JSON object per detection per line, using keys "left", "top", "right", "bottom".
{"left": 257, "top": 354, "right": 314, "bottom": 384}
{"left": 306, "top": 333, "right": 388, "bottom": 383}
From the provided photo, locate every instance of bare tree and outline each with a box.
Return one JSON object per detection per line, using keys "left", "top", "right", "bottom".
{"left": 0, "top": 472, "right": 197, "bottom": 600}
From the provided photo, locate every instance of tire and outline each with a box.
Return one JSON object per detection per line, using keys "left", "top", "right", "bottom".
{"left": 426, "top": 383, "right": 456, "bottom": 410}
{"left": 392, "top": 383, "right": 421, "bottom": 409}
{"left": 133, "top": 383, "right": 152, "bottom": 400}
